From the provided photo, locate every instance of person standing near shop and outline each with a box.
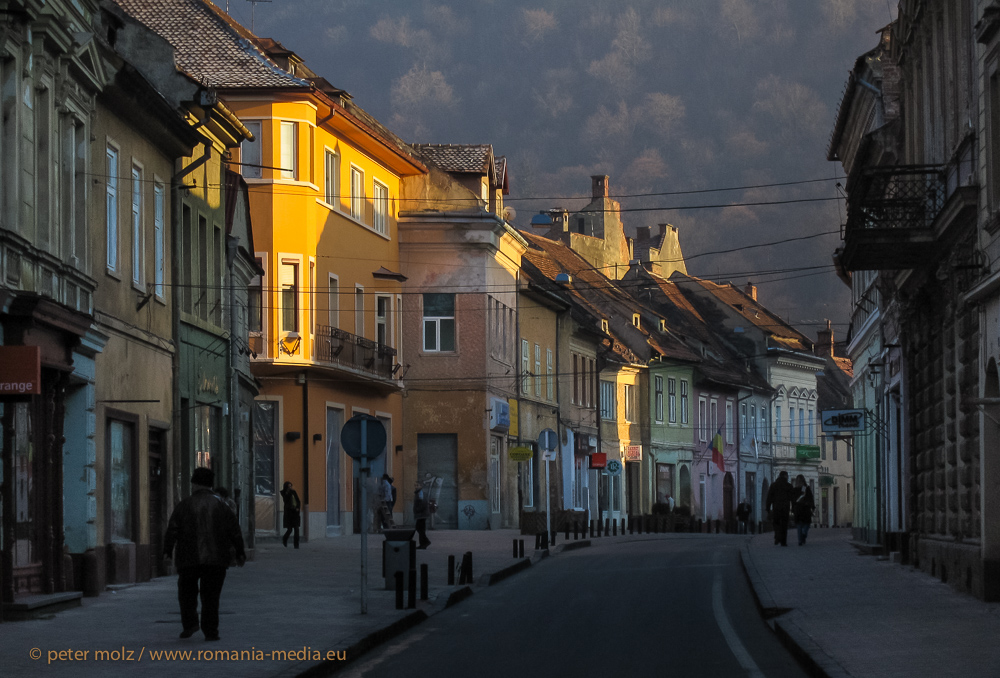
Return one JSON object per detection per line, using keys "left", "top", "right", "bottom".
{"left": 793, "top": 474, "right": 816, "bottom": 546}
{"left": 164, "top": 467, "right": 246, "bottom": 642}
{"left": 413, "top": 481, "right": 431, "bottom": 549}
{"left": 280, "top": 481, "right": 301, "bottom": 548}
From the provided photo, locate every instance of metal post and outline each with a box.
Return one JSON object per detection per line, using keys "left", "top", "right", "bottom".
{"left": 545, "top": 457, "right": 551, "bottom": 552}
{"left": 407, "top": 568, "right": 416, "bottom": 609}
{"left": 519, "top": 539, "right": 524, "bottom": 558}
{"left": 420, "top": 564, "right": 428, "bottom": 601}
{"left": 360, "top": 420, "right": 368, "bottom": 615}
{"left": 447, "top": 555, "right": 455, "bottom": 585}
{"left": 513, "top": 539, "right": 519, "bottom": 558}
{"left": 394, "top": 571, "right": 403, "bottom": 609}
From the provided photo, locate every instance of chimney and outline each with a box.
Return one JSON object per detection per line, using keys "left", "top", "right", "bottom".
{"left": 591, "top": 175, "right": 609, "bottom": 200}
{"left": 745, "top": 281, "right": 757, "bottom": 301}
{"left": 815, "top": 319, "right": 834, "bottom": 358}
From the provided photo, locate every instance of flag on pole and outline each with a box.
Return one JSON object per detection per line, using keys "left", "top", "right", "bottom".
{"left": 711, "top": 428, "right": 725, "bottom": 473}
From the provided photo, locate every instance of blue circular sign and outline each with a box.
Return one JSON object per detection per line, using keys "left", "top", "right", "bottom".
{"left": 341, "top": 414, "right": 387, "bottom": 461}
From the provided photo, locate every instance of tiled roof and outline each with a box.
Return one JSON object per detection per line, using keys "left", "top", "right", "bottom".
{"left": 412, "top": 144, "right": 493, "bottom": 174}
{"left": 111, "top": 0, "right": 309, "bottom": 89}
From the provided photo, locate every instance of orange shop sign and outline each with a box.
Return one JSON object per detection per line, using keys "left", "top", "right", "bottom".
{"left": 0, "top": 346, "right": 41, "bottom": 395}
{"left": 624, "top": 445, "right": 642, "bottom": 461}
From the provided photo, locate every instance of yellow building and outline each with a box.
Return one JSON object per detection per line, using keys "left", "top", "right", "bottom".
{"left": 116, "top": 0, "right": 426, "bottom": 539}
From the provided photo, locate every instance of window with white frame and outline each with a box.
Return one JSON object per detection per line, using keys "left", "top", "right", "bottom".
{"left": 680, "top": 380, "right": 689, "bottom": 424}
{"left": 106, "top": 146, "right": 118, "bottom": 272}
{"left": 153, "top": 183, "right": 164, "bottom": 299}
{"left": 422, "top": 293, "right": 455, "bottom": 352}
{"left": 808, "top": 409, "right": 814, "bottom": 444}
{"left": 727, "top": 401, "right": 734, "bottom": 444}
{"left": 131, "top": 166, "right": 143, "bottom": 287}
{"left": 241, "top": 121, "right": 262, "bottom": 179}
{"left": 775, "top": 405, "right": 782, "bottom": 442}
{"left": 698, "top": 397, "right": 707, "bottom": 441}
{"left": 373, "top": 180, "right": 388, "bottom": 235}
{"left": 324, "top": 149, "right": 339, "bottom": 206}
{"left": 760, "top": 406, "right": 767, "bottom": 443}
{"left": 521, "top": 339, "right": 530, "bottom": 394}
{"left": 667, "top": 377, "right": 676, "bottom": 423}
{"left": 280, "top": 259, "right": 299, "bottom": 333}
{"left": 279, "top": 121, "right": 297, "bottom": 180}
{"left": 376, "top": 295, "right": 391, "bottom": 346}
{"left": 351, "top": 166, "right": 364, "bottom": 221}
{"left": 799, "top": 407, "right": 805, "bottom": 444}
{"left": 740, "top": 402, "right": 747, "bottom": 440}
{"left": 355, "top": 286, "right": 364, "bottom": 338}
{"left": 328, "top": 275, "right": 338, "bottom": 328}
{"left": 600, "top": 381, "right": 616, "bottom": 420}
{"left": 534, "top": 344, "right": 542, "bottom": 397}
{"left": 249, "top": 257, "right": 263, "bottom": 334}
{"left": 654, "top": 375, "right": 663, "bottom": 423}
{"left": 624, "top": 384, "right": 636, "bottom": 423}
{"left": 546, "top": 348, "right": 554, "bottom": 401}
{"left": 710, "top": 399, "right": 718, "bottom": 437}
{"left": 750, "top": 404, "right": 757, "bottom": 440}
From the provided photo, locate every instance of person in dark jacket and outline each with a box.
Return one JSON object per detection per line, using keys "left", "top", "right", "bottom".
{"left": 164, "top": 467, "right": 246, "bottom": 641}
{"left": 280, "top": 481, "right": 301, "bottom": 548}
{"left": 793, "top": 474, "right": 816, "bottom": 546}
{"left": 412, "top": 481, "right": 431, "bottom": 549}
{"left": 765, "top": 471, "right": 795, "bottom": 547}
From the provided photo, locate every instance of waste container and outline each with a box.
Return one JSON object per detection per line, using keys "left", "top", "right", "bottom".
{"left": 382, "top": 528, "right": 415, "bottom": 590}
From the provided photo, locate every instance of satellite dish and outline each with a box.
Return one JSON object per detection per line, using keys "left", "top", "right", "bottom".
{"left": 502, "top": 206, "right": 517, "bottom": 222}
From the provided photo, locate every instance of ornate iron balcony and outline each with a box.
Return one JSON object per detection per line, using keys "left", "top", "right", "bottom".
{"left": 315, "top": 324, "right": 397, "bottom": 379}
{"left": 847, "top": 165, "right": 945, "bottom": 232}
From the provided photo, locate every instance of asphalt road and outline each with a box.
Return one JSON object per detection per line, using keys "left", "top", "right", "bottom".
{"left": 338, "top": 535, "right": 809, "bottom": 678}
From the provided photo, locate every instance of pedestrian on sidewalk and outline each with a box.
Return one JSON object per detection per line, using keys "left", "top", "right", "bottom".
{"left": 793, "top": 474, "right": 815, "bottom": 546}
{"left": 163, "top": 467, "right": 246, "bottom": 642}
{"left": 765, "top": 471, "right": 794, "bottom": 546}
{"left": 378, "top": 474, "right": 395, "bottom": 528}
{"left": 214, "top": 486, "right": 237, "bottom": 515}
{"left": 736, "top": 500, "right": 752, "bottom": 534}
{"left": 281, "top": 481, "right": 301, "bottom": 548}
{"left": 413, "top": 481, "right": 431, "bottom": 549}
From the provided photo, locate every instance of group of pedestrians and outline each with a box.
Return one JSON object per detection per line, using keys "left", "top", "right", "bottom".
{"left": 764, "top": 470, "right": 816, "bottom": 547}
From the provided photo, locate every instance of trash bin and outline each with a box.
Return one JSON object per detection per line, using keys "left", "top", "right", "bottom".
{"left": 382, "top": 528, "right": 415, "bottom": 590}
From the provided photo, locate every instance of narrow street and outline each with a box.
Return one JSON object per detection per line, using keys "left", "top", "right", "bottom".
{"left": 340, "top": 537, "right": 807, "bottom": 678}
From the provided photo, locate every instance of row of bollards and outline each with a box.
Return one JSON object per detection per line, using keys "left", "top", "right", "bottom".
{"left": 393, "top": 563, "right": 429, "bottom": 610}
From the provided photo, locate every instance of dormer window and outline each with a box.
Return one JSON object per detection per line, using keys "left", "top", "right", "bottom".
{"left": 632, "top": 314, "right": 641, "bottom": 328}
{"left": 601, "top": 319, "right": 609, "bottom": 333}
{"left": 659, "top": 318, "right": 666, "bottom": 332}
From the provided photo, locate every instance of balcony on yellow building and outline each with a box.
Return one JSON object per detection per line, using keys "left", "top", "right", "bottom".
{"left": 249, "top": 324, "right": 398, "bottom": 383}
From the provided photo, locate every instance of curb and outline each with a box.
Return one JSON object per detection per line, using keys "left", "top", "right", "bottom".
{"left": 739, "top": 542, "right": 849, "bottom": 678}
{"left": 552, "top": 539, "right": 591, "bottom": 554}
{"left": 485, "top": 558, "right": 532, "bottom": 586}
{"left": 444, "top": 585, "right": 474, "bottom": 608}
{"left": 296, "top": 609, "right": 428, "bottom": 677}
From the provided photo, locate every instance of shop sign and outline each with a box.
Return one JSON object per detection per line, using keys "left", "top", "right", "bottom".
{"left": 589, "top": 452, "right": 607, "bottom": 469}
{"left": 490, "top": 397, "right": 510, "bottom": 431}
{"left": 821, "top": 409, "right": 866, "bottom": 433}
{"left": 508, "top": 398, "right": 519, "bottom": 435}
{"left": 508, "top": 446, "right": 533, "bottom": 462}
{"left": 796, "top": 445, "right": 821, "bottom": 460}
{"left": 624, "top": 444, "right": 641, "bottom": 461}
{"left": 0, "top": 346, "right": 41, "bottom": 396}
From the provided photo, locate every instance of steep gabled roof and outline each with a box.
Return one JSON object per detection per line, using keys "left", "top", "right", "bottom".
{"left": 411, "top": 144, "right": 495, "bottom": 175}
{"left": 111, "top": 0, "right": 310, "bottom": 89}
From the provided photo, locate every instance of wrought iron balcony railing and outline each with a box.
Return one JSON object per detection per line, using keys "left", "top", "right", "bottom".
{"left": 846, "top": 165, "right": 946, "bottom": 233}
{"left": 315, "top": 324, "right": 397, "bottom": 380}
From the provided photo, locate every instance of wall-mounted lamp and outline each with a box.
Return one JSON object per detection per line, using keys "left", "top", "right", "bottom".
{"left": 285, "top": 431, "right": 301, "bottom": 442}
{"left": 313, "top": 433, "right": 322, "bottom": 443}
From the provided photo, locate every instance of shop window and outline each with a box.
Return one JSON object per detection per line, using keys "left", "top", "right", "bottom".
{"left": 108, "top": 419, "right": 135, "bottom": 543}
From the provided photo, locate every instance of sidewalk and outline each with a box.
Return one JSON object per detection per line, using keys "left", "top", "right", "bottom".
{"left": 741, "top": 528, "right": 1000, "bottom": 678}
{"left": 0, "top": 528, "right": 562, "bottom": 677}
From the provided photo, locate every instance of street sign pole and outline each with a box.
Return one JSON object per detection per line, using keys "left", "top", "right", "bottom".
{"left": 545, "top": 457, "right": 551, "bottom": 544}
{"left": 360, "top": 419, "right": 368, "bottom": 615}
{"left": 538, "top": 428, "right": 557, "bottom": 547}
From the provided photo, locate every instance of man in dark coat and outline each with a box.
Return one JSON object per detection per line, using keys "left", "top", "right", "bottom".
{"left": 164, "top": 467, "right": 246, "bottom": 641}
{"left": 765, "top": 471, "right": 795, "bottom": 547}
{"left": 280, "top": 481, "right": 301, "bottom": 548}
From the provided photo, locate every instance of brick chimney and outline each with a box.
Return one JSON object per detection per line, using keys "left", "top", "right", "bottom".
{"left": 745, "top": 281, "right": 757, "bottom": 301}
{"left": 591, "top": 175, "right": 609, "bottom": 200}
{"left": 815, "top": 319, "right": 834, "bottom": 358}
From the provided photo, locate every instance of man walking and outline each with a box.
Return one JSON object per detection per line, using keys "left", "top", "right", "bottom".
{"left": 413, "top": 481, "right": 431, "bottom": 549}
{"left": 164, "top": 467, "right": 246, "bottom": 641}
{"left": 765, "top": 471, "right": 795, "bottom": 547}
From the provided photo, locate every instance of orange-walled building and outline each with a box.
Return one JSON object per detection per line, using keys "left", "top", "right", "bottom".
{"left": 116, "top": 0, "right": 426, "bottom": 540}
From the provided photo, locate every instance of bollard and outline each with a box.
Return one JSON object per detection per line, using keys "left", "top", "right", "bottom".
{"left": 519, "top": 539, "right": 525, "bottom": 558}
{"left": 395, "top": 571, "right": 404, "bottom": 609}
{"left": 597, "top": 519, "right": 602, "bottom": 538}
{"left": 613, "top": 519, "right": 618, "bottom": 536}
{"left": 590, "top": 519, "right": 595, "bottom": 538}
{"left": 535, "top": 533, "right": 542, "bottom": 550}
{"left": 565, "top": 524, "right": 570, "bottom": 542}
{"left": 408, "top": 568, "right": 416, "bottom": 609}
{"left": 541, "top": 531, "right": 549, "bottom": 549}
{"left": 420, "top": 564, "right": 428, "bottom": 601}
{"left": 448, "top": 554, "right": 456, "bottom": 586}
{"left": 513, "top": 539, "right": 519, "bottom": 559}
{"left": 551, "top": 530, "right": 556, "bottom": 546}
{"left": 621, "top": 518, "right": 625, "bottom": 535}
{"left": 605, "top": 518, "right": 610, "bottom": 535}
{"left": 466, "top": 552, "right": 474, "bottom": 582}
{"left": 574, "top": 522, "right": 579, "bottom": 540}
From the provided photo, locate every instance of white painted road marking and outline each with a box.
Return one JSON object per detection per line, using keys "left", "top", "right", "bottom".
{"left": 712, "top": 553, "right": 765, "bottom": 678}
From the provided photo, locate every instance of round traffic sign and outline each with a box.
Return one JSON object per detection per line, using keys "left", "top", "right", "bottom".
{"left": 606, "top": 459, "right": 623, "bottom": 476}
{"left": 538, "top": 428, "right": 557, "bottom": 452}
{"left": 341, "top": 414, "right": 387, "bottom": 461}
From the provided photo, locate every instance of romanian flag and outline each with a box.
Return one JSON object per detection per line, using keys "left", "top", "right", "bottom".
{"left": 711, "top": 429, "right": 726, "bottom": 473}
